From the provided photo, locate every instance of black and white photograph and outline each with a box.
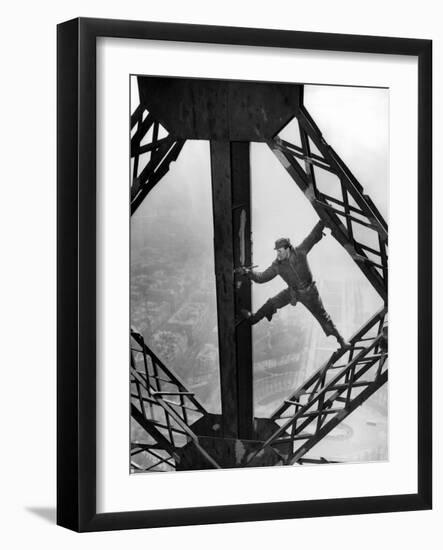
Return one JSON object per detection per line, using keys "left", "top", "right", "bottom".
{"left": 1, "top": 0, "right": 437, "bottom": 543}
{"left": 129, "top": 75, "right": 388, "bottom": 473}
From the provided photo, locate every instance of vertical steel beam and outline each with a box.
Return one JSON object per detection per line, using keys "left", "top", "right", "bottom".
{"left": 231, "top": 142, "right": 253, "bottom": 440}
{"left": 210, "top": 141, "right": 238, "bottom": 439}
{"left": 210, "top": 141, "right": 254, "bottom": 440}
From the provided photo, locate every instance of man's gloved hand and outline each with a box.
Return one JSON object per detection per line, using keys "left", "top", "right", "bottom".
{"left": 240, "top": 266, "right": 253, "bottom": 276}
{"left": 234, "top": 265, "right": 256, "bottom": 277}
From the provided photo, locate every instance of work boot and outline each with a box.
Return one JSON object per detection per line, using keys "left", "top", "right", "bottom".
{"left": 236, "top": 309, "right": 257, "bottom": 327}
{"left": 240, "top": 307, "right": 268, "bottom": 326}
{"left": 335, "top": 333, "right": 350, "bottom": 349}
{"left": 241, "top": 309, "right": 253, "bottom": 322}
{"left": 324, "top": 320, "right": 349, "bottom": 350}
{"left": 240, "top": 309, "right": 262, "bottom": 326}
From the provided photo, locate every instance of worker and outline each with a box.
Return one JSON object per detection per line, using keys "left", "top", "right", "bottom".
{"left": 239, "top": 220, "right": 348, "bottom": 349}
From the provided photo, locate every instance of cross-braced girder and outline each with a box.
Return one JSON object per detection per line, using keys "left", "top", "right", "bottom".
{"left": 130, "top": 104, "right": 185, "bottom": 215}
{"left": 245, "top": 309, "right": 388, "bottom": 465}
{"left": 130, "top": 330, "right": 221, "bottom": 471}
{"left": 269, "top": 99, "right": 388, "bottom": 301}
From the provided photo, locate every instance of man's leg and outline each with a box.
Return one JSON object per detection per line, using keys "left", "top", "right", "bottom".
{"left": 242, "top": 288, "right": 291, "bottom": 325}
{"left": 299, "top": 283, "right": 348, "bottom": 347}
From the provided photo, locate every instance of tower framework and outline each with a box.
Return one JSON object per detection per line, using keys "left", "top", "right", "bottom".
{"left": 130, "top": 77, "right": 388, "bottom": 470}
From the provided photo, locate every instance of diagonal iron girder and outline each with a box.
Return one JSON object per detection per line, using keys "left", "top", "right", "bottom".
{"left": 130, "top": 103, "right": 185, "bottom": 216}
{"left": 130, "top": 330, "right": 221, "bottom": 471}
{"left": 245, "top": 308, "right": 388, "bottom": 466}
{"left": 269, "top": 102, "right": 388, "bottom": 302}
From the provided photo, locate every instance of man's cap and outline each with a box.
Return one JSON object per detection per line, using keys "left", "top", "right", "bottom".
{"left": 274, "top": 237, "right": 291, "bottom": 250}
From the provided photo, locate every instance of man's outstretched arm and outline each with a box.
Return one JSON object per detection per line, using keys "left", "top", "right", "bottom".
{"left": 249, "top": 263, "right": 278, "bottom": 284}
{"left": 298, "top": 220, "right": 326, "bottom": 253}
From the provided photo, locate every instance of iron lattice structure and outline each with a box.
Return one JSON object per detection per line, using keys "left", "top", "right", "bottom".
{"left": 245, "top": 308, "right": 387, "bottom": 466}
{"left": 130, "top": 330, "right": 221, "bottom": 472}
{"left": 129, "top": 79, "right": 388, "bottom": 470}
{"left": 269, "top": 99, "right": 388, "bottom": 301}
{"left": 130, "top": 105, "right": 185, "bottom": 215}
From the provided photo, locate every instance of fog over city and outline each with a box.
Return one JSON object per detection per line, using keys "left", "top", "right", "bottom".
{"left": 131, "top": 82, "right": 388, "bottom": 464}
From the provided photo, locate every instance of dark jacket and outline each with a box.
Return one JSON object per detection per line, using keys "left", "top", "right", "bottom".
{"left": 251, "top": 221, "right": 325, "bottom": 291}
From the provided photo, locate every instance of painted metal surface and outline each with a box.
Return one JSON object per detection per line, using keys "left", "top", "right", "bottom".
{"left": 137, "top": 77, "right": 301, "bottom": 140}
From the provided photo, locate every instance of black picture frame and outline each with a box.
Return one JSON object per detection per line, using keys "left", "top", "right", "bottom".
{"left": 57, "top": 17, "right": 432, "bottom": 532}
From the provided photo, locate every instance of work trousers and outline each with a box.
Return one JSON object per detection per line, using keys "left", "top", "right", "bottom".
{"left": 251, "top": 283, "right": 338, "bottom": 337}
